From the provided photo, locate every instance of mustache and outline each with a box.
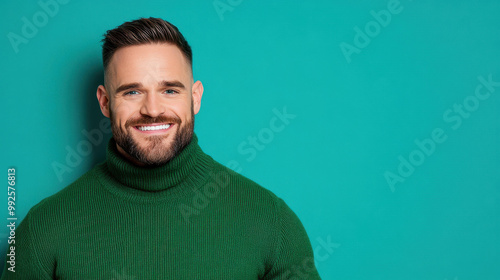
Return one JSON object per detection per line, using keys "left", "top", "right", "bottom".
{"left": 125, "top": 115, "right": 181, "bottom": 127}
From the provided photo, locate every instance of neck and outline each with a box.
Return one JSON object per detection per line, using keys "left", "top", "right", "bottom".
{"left": 115, "top": 144, "right": 146, "bottom": 166}
{"left": 104, "top": 133, "right": 213, "bottom": 192}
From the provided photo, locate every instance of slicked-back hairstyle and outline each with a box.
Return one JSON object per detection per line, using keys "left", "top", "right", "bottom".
{"left": 101, "top": 17, "right": 192, "bottom": 72}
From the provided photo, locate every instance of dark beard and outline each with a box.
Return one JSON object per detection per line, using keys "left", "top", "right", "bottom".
{"left": 110, "top": 103, "right": 194, "bottom": 167}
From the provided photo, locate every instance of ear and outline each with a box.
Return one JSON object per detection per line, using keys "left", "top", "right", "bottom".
{"left": 192, "top": 80, "right": 204, "bottom": 115}
{"left": 96, "top": 85, "right": 111, "bottom": 118}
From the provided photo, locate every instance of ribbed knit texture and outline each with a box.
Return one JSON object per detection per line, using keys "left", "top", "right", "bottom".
{"left": 1, "top": 133, "right": 321, "bottom": 279}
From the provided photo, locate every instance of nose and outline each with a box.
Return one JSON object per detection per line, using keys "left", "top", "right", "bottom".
{"left": 139, "top": 93, "right": 165, "bottom": 118}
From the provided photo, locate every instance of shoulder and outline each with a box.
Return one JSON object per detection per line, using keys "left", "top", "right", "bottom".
{"left": 208, "top": 160, "right": 282, "bottom": 207}
{"left": 28, "top": 163, "right": 105, "bottom": 224}
{"left": 202, "top": 160, "right": 300, "bottom": 230}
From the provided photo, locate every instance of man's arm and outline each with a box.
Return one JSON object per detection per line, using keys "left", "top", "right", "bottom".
{"left": 0, "top": 210, "right": 53, "bottom": 279}
{"left": 262, "top": 198, "right": 322, "bottom": 280}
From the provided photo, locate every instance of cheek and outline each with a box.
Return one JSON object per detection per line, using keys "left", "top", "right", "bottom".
{"left": 112, "top": 102, "right": 136, "bottom": 126}
{"left": 170, "top": 100, "right": 192, "bottom": 120}
{"left": 181, "top": 96, "right": 194, "bottom": 113}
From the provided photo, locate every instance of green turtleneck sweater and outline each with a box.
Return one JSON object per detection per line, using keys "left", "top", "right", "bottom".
{"left": 1, "top": 134, "right": 321, "bottom": 279}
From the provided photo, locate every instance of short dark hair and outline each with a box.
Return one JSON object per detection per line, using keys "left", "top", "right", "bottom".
{"left": 101, "top": 17, "right": 192, "bottom": 71}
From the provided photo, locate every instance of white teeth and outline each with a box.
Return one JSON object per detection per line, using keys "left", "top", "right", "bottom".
{"left": 137, "top": 124, "right": 171, "bottom": 131}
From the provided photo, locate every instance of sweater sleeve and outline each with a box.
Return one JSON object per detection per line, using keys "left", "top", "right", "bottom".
{"left": 262, "top": 198, "right": 322, "bottom": 280}
{"left": 0, "top": 210, "right": 53, "bottom": 279}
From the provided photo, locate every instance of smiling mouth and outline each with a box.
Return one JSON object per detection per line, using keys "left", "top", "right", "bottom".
{"left": 135, "top": 123, "right": 172, "bottom": 132}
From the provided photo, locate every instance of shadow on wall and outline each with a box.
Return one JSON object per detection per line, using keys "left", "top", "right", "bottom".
{"left": 0, "top": 57, "right": 111, "bottom": 276}
{"left": 52, "top": 61, "right": 111, "bottom": 184}
{"left": 84, "top": 64, "right": 111, "bottom": 168}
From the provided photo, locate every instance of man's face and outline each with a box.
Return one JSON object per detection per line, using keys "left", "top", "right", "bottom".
{"left": 97, "top": 44, "right": 203, "bottom": 166}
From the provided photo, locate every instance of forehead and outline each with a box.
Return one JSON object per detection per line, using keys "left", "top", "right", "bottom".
{"left": 106, "top": 43, "right": 191, "bottom": 89}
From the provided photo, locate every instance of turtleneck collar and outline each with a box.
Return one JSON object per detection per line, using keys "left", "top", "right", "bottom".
{"left": 104, "top": 133, "right": 213, "bottom": 193}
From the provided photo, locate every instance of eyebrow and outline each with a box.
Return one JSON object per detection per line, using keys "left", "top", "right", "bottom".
{"left": 115, "top": 80, "right": 186, "bottom": 94}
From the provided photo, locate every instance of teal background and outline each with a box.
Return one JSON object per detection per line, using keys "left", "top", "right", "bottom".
{"left": 1, "top": 0, "right": 499, "bottom": 279}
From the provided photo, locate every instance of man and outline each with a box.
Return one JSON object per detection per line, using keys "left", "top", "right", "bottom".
{"left": 1, "top": 18, "right": 321, "bottom": 279}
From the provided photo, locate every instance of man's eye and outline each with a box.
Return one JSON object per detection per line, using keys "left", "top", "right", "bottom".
{"left": 124, "top": 90, "right": 139, "bottom": 96}
{"left": 165, "top": 89, "right": 177, "bottom": 94}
